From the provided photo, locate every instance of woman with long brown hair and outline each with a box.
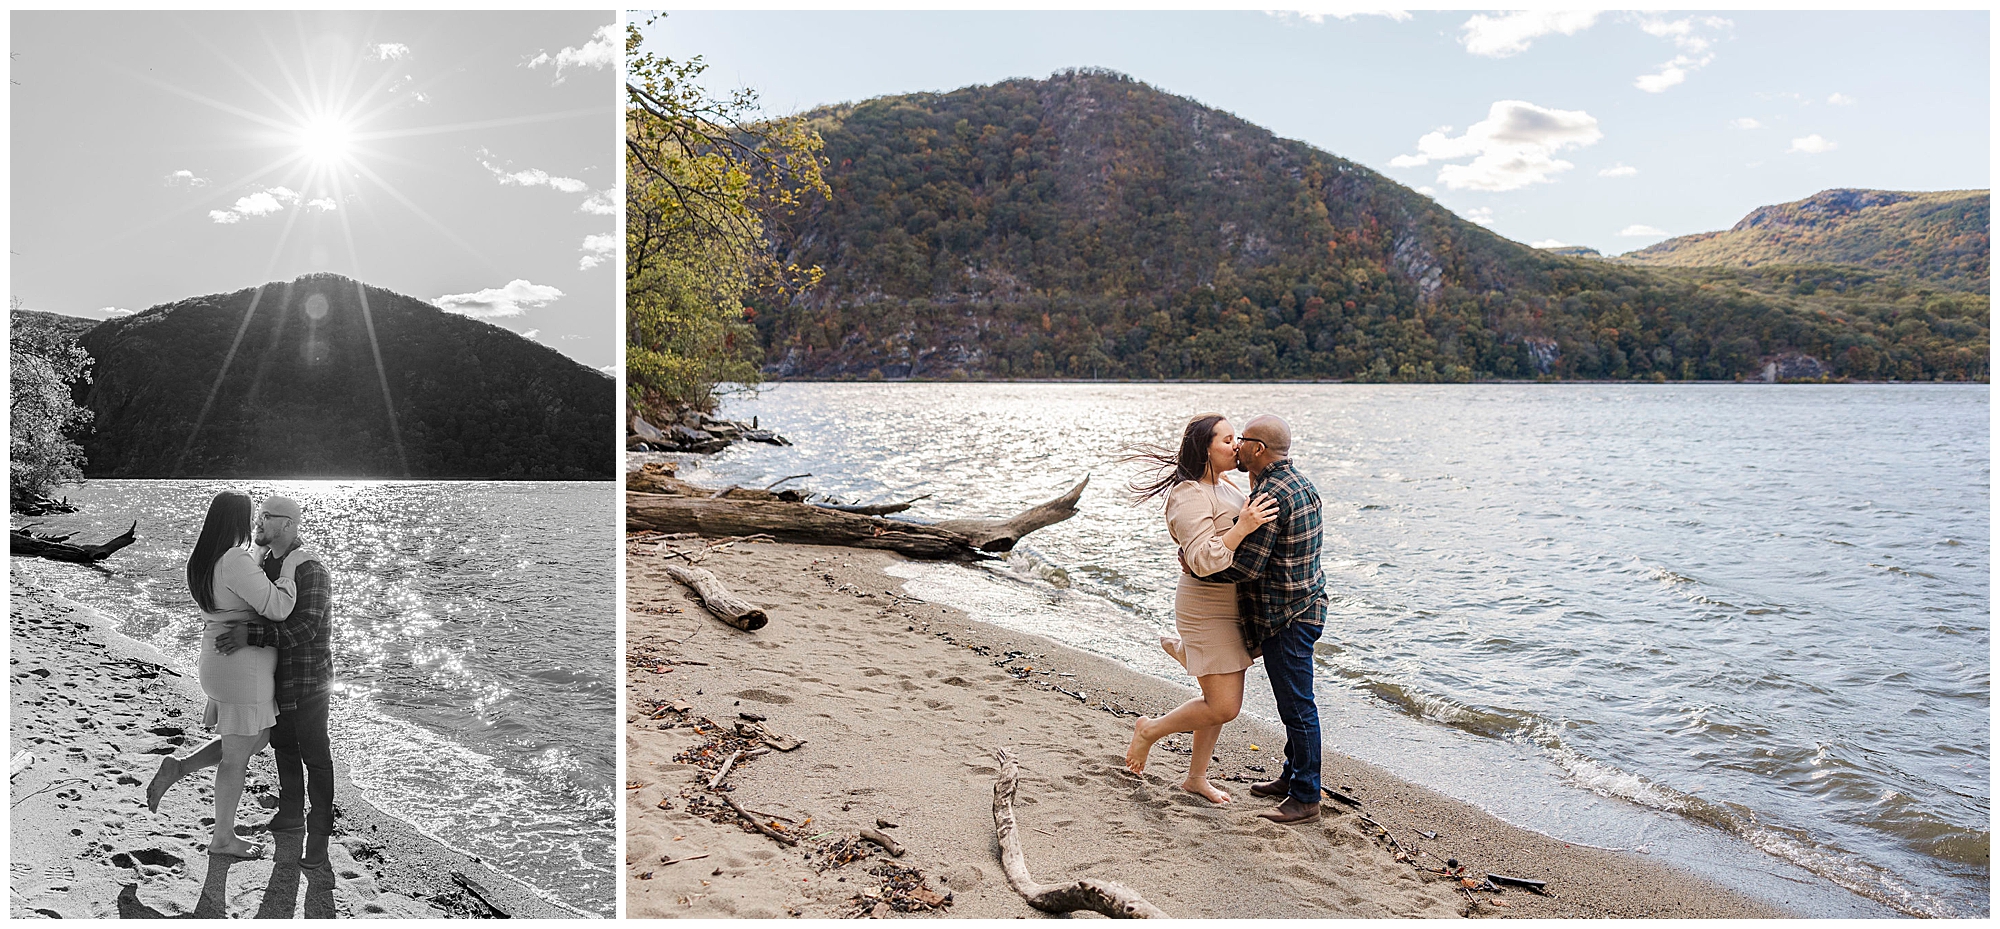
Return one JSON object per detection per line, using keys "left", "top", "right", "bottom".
{"left": 1121, "top": 413, "right": 1277, "bottom": 803}
{"left": 150, "top": 490, "right": 310, "bottom": 859}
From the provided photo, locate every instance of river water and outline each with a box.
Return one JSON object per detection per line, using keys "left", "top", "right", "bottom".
{"left": 11, "top": 480, "right": 616, "bottom": 916}
{"left": 680, "top": 382, "right": 1988, "bottom": 918}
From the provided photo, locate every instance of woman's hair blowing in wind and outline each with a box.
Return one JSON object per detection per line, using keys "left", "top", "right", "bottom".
{"left": 1122, "top": 413, "right": 1226, "bottom": 504}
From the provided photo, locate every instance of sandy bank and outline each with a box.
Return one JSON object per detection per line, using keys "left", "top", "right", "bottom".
{"left": 623, "top": 540, "right": 1792, "bottom": 918}
{"left": 7, "top": 568, "right": 582, "bottom": 919}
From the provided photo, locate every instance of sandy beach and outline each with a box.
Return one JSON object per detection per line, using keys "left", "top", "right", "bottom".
{"left": 623, "top": 538, "right": 1796, "bottom": 919}
{"left": 7, "top": 568, "right": 578, "bottom": 919}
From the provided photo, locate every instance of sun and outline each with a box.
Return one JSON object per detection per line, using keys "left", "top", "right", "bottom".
{"left": 295, "top": 114, "right": 353, "bottom": 165}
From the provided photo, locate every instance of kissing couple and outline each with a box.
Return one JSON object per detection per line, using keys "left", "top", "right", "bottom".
{"left": 1123, "top": 413, "right": 1329, "bottom": 825}
{"left": 145, "top": 491, "right": 339, "bottom": 870}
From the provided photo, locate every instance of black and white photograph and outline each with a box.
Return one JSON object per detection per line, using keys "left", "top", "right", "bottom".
{"left": 11, "top": 10, "right": 619, "bottom": 918}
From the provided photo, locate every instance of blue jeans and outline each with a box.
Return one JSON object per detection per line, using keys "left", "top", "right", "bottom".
{"left": 1261, "top": 617, "right": 1324, "bottom": 805}
{"left": 270, "top": 690, "right": 335, "bottom": 836}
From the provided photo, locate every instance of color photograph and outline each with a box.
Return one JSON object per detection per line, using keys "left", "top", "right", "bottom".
{"left": 11, "top": 10, "right": 619, "bottom": 918}
{"left": 621, "top": 10, "right": 1988, "bottom": 919}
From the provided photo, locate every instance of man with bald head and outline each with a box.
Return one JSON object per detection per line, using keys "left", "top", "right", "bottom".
{"left": 1197, "top": 414, "right": 1329, "bottom": 824}
{"left": 216, "top": 495, "right": 338, "bottom": 870}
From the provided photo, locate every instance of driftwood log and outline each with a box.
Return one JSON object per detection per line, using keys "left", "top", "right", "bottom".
{"left": 626, "top": 476, "right": 1087, "bottom": 560}
{"left": 990, "top": 748, "right": 1166, "bottom": 918}
{"left": 659, "top": 563, "right": 768, "bottom": 631}
{"left": 10, "top": 521, "right": 137, "bottom": 563}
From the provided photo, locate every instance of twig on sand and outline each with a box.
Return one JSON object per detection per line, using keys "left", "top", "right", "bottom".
{"left": 859, "top": 827, "right": 905, "bottom": 857}
{"left": 721, "top": 794, "right": 797, "bottom": 846}
{"left": 709, "top": 750, "right": 744, "bottom": 790}
{"left": 1487, "top": 873, "right": 1551, "bottom": 896}
{"left": 991, "top": 748, "right": 1167, "bottom": 918}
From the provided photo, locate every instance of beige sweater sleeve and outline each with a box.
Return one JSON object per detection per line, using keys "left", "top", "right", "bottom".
{"left": 218, "top": 547, "right": 298, "bottom": 621}
{"left": 1166, "top": 481, "right": 1237, "bottom": 577}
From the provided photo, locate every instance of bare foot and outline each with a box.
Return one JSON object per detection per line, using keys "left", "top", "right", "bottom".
{"left": 1181, "top": 777, "right": 1232, "bottom": 804}
{"left": 1159, "top": 636, "right": 1187, "bottom": 669}
{"left": 1124, "top": 717, "right": 1159, "bottom": 775}
{"left": 146, "top": 755, "right": 180, "bottom": 813}
{"left": 208, "top": 834, "right": 265, "bottom": 860}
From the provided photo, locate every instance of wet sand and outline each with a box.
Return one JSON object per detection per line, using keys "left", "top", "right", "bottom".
{"left": 8, "top": 568, "right": 579, "bottom": 919}
{"left": 623, "top": 539, "right": 1793, "bottom": 918}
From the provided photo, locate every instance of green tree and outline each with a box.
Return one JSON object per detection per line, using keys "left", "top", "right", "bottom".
{"left": 624, "top": 19, "right": 826, "bottom": 416}
{"left": 10, "top": 301, "right": 94, "bottom": 505}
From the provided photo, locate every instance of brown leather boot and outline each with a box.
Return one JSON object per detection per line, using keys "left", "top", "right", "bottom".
{"left": 1256, "top": 797, "right": 1322, "bottom": 825}
{"left": 1248, "top": 778, "right": 1292, "bottom": 799}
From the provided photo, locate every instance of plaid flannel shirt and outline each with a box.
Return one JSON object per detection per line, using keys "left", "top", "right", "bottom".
{"left": 1197, "top": 458, "right": 1327, "bottom": 650}
{"left": 245, "top": 551, "right": 334, "bottom": 712}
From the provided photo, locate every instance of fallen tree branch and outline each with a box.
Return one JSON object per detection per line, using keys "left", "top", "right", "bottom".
{"left": 626, "top": 478, "right": 1087, "bottom": 560}
{"left": 658, "top": 563, "right": 768, "bottom": 631}
{"left": 10, "top": 521, "right": 138, "bottom": 563}
{"left": 934, "top": 478, "right": 1088, "bottom": 553}
{"left": 991, "top": 748, "right": 1166, "bottom": 918}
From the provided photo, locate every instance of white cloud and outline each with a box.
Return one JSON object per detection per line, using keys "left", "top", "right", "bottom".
{"left": 1598, "top": 163, "right": 1638, "bottom": 177}
{"left": 1268, "top": 9, "right": 1412, "bottom": 25}
{"left": 164, "top": 169, "right": 208, "bottom": 188}
{"left": 1788, "top": 134, "right": 1837, "bottom": 154}
{"left": 1462, "top": 207, "right": 1495, "bottom": 226}
{"left": 434, "top": 280, "right": 564, "bottom": 319}
{"left": 598, "top": 364, "right": 617, "bottom": 375}
{"left": 1620, "top": 225, "right": 1669, "bottom": 237}
{"left": 99, "top": 306, "right": 133, "bottom": 316}
{"left": 478, "top": 152, "right": 589, "bottom": 193}
{"left": 527, "top": 23, "right": 617, "bottom": 84}
{"left": 1459, "top": 11, "right": 1598, "bottom": 57}
{"left": 370, "top": 42, "right": 410, "bottom": 61}
{"left": 522, "top": 329, "right": 541, "bottom": 340}
{"left": 306, "top": 197, "right": 338, "bottom": 212}
{"left": 1390, "top": 99, "right": 1602, "bottom": 192}
{"left": 1416, "top": 185, "right": 1436, "bottom": 197}
{"left": 1531, "top": 239, "right": 1567, "bottom": 249}
{"left": 210, "top": 185, "right": 315, "bottom": 223}
{"left": 1827, "top": 92, "right": 1856, "bottom": 106}
{"left": 578, "top": 189, "right": 619, "bottom": 215}
{"left": 1732, "top": 117, "right": 1762, "bottom": 130}
{"left": 578, "top": 233, "right": 617, "bottom": 270}
{"left": 1634, "top": 16, "right": 1731, "bottom": 93}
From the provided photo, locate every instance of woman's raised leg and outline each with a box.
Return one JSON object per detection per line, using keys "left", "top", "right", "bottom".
{"left": 1125, "top": 670, "right": 1245, "bottom": 776}
{"left": 146, "top": 737, "right": 223, "bottom": 812}
{"left": 209, "top": 731, "right": 269, "bottom": 858}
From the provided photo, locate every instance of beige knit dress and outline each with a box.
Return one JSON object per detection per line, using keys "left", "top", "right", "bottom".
{"left": 1165, "top": 479, "right": 1255, "bottom": 677}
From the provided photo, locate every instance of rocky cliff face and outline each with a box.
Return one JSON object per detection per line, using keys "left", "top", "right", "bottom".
{"left": 78, "top": 273, "right": 613, "bottom": 479}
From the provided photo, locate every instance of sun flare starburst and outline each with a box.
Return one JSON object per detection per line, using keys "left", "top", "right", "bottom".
{"left": 295, "top": 114, "right": 354, "bottom": 165}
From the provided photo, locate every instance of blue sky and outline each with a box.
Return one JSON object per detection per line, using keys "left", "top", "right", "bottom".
{"left": 12, "top": 11, "right": 620, "bottom": 370}
{"left": 637, "top": 10, "right": 1988, "bottom": 255}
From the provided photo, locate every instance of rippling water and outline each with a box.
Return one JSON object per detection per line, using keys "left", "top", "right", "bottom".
{"left": 679, "top": 382, "right": 1988, "bottom": 918}
{"left": 12, "top": 480, "right": 615, "bottom": 916}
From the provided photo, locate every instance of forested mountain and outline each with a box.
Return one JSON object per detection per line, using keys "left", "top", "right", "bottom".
{"left": 1621, "top": 189, "right": 1989, "bottom": 293}
{"left": 69, "top": 273, "right": 613, "bottom": 479}
{"left": 751, "top": 70, "right": 1986, "bottom": 382}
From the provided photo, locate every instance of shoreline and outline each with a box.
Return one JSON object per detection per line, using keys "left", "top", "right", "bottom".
{"left": 625, "top": 539, "right": 1802, "bottom": 918}
{"left": 7, "top": 568, "right": 584, "bottom": 919}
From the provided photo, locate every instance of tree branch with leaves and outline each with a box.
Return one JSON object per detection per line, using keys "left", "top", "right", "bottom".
{"left": 624, "top": 18, "right": 828, "bottom": 417}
